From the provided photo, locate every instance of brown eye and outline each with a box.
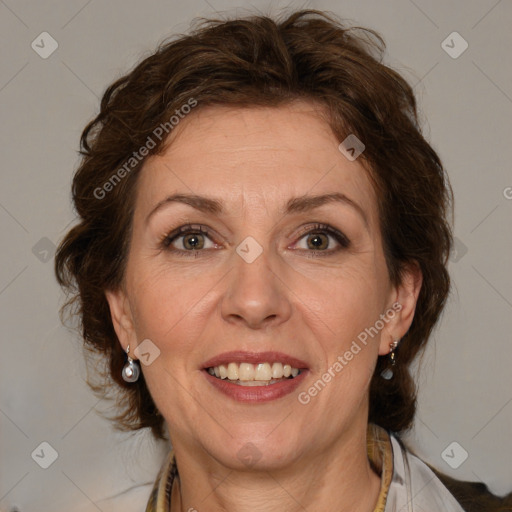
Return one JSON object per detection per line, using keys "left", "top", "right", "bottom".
{"left": 181, "top": 233, "right": 205, "bottom": 250}
{"left": 305, "top": 233, "right": 329, "bottom": 250}
{"left": 293, "top": 224, "right": 350, "bottom": 255}
{"left": 161, "top": 225, "right": 217, "bottom": 255}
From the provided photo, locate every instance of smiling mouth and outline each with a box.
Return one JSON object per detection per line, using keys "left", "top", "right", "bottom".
{"left": 206, "top": 362, "right": 302, "bottom": 386}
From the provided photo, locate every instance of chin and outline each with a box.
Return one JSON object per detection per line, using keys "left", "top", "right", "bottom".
{"left": 202, "top": 426, "right": 306, "bottom": 472}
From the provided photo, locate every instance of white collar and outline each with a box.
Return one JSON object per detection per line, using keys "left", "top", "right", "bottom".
{"left": 384, "top": 434, "right": 465, "bottom": 511}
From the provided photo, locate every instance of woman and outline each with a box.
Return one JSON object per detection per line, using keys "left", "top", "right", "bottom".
{"left": 54, "top": 9, "right": 509, "bottom": 512}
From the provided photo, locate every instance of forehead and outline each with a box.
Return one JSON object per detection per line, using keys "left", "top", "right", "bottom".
{"left": 136, "top": 101, "right": 377, "bottom": 224}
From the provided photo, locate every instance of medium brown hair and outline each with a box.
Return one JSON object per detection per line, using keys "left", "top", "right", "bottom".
{"left": 55, "top": 9, "right": 453, "bottom": 441}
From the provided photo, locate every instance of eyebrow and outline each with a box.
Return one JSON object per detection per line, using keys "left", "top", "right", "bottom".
{"left": 146, "top": 192, "right": 368, "bottom": 228}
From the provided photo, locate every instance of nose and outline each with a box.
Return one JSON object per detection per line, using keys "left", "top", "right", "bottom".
{"left": 221, "top": 248, "right": 292, "bottom": 330}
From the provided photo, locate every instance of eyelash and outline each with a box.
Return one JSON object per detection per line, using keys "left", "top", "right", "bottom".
{"left": 160, "top": 223, "right": 350, "bottom": 258}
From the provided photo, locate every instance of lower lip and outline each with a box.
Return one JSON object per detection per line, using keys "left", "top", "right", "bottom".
{"left": 203, "top": 370, "right": 308, "bottom": 403}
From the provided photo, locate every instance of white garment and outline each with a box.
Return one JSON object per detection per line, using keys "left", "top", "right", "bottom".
{"left": 385, "top": 435, "right": 465, "bottom": 512}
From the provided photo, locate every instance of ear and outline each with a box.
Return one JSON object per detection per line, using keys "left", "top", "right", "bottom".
{"left": 379, "top": 261, "right": 423, "bottom": 356}
{"left": 105, "top": 287, "right": 138, "bottom": 357}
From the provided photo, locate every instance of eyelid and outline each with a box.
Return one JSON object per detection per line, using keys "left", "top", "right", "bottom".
{"left": 160, "top": 224, "right": 217, "bottom": 247}
{"left": 291, "top": 223, "right": 350, "bottom": 250}
{"left": 160, "top": 222, "right": 350, "bottom": 255}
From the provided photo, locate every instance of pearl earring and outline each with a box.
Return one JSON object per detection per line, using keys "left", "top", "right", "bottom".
{"left": 381, "top": 338, "right": 400, "bottom": 380}
{"left": 121, "top": 345, "right": 140, "bottom": 383}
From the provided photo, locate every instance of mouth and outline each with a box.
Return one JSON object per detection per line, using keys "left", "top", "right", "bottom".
{"left": 202, "top": 351, "right": 309, "bottom": 402}
{"left": 206, "top": 362, "right": 302, "bottom": 386}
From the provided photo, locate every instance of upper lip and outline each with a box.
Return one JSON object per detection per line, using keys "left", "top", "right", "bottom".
{"left": 202, "top": 351, "right": 309, "bottom": 369}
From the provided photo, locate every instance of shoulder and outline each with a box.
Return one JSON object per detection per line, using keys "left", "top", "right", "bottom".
{"left": 389, "top": 434, "right": 512, "bottom": 512}
{"left": 387, "top": 434, "right": 465, "bottom": 511}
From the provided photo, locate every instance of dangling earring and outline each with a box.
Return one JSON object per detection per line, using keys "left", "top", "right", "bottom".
{"left": 381, "top": 338, "right": 400, "bottom": 380}
{"left": 121, "top": 345, "right": 140, "bottom": 383}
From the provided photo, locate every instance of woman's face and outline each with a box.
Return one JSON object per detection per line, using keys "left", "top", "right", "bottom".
{"left": 107, "top": 101, "right": 420, "bottom": 470}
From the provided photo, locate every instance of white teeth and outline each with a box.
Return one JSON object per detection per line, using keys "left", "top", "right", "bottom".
{"left": 207, "top": 362, "right": 302, "bottom": 382}
{"left": 227, "top": 362, "right": 239, "bottom": 380}
{"left": 254, "top": 362, "right": 272, "bottom": 380}
{"left": 239, "top": 362, "right": 255, "bottom": 381}
{"left": 271, "top": 362, "right": 283, "bottom": 378}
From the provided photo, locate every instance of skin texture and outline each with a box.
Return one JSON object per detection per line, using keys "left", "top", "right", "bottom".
{"left": 106, "top": 101, "right": 422, "bottom": 512}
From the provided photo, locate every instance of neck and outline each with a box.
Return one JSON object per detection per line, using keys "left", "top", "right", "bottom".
{"left": 170, "top": 421, "right": 382, "bottom": 512}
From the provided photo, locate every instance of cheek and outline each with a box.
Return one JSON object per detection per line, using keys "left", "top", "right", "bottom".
{"left": 298, "top": 277, "right": 382, "bottom": 420}
{"left": 127, "top": 261, "right": 221, "bottom": 357}
{"left": 298, "top": 262, "right": 385, "bottom": 394}
{"left": 302, "top": 261, "right": 385, "bottom": 335}
{"left": 125, "top": 266, "right": 216, "bottom": 423}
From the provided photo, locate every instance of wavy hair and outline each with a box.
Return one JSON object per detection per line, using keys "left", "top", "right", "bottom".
{"left": 55, "top": 9, "right": 453, "bottom": 440}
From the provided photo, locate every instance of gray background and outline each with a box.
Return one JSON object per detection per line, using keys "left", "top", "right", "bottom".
{"left": 1, "top": 0, "right": 511, "bottom": 510}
